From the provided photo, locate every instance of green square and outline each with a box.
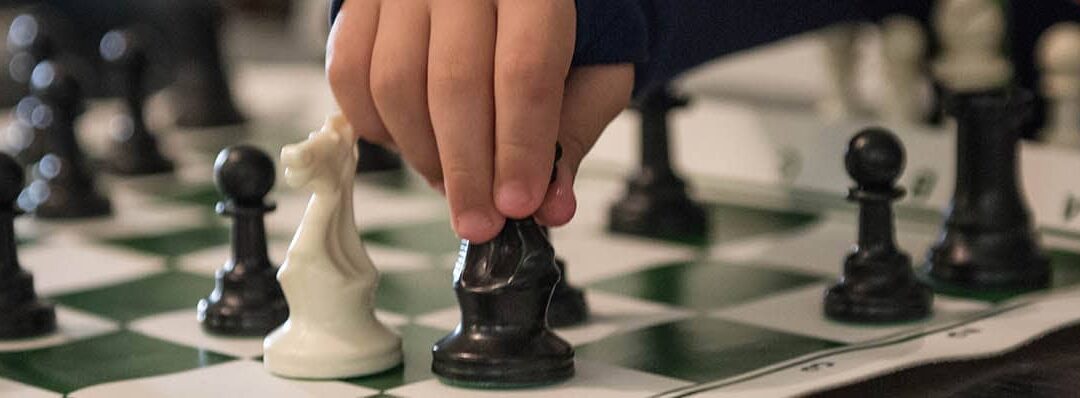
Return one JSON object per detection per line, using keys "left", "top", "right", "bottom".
{"left": 344, "top": 324, "right": 447, "bottom": 390}
{"left": 105, "top": 226, "right": 229, "bottom": 258}
{"left": 707, "top": 203, "right": 818, "bottom": 245}
{"left": 590, "top": 260, "right": 824, "bottom": 310}
{"left": 362, "top": 221, "right": 458, "bottom": 255}
{"left": 0, "top": 330, "right": 233, "bottom": 393}
{"left": 157, "top": 184, "right": 220, "bottom": 208}
{"left": 576, "top": 317, "right": 842, "bottom": 382}
{"left": 377, "top": 268, "right": 456, "bottom": 315}
{"left": 52, "top": 271, "right": 215, "bottom": 322}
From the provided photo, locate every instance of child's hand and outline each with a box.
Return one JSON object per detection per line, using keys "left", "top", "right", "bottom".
{"left": 327, "top": 0, "right": 634, "bottom": 242}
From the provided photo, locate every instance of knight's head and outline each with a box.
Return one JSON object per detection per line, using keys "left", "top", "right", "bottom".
{"left": 281, "top": 114, "right": 356, "bottom": 191}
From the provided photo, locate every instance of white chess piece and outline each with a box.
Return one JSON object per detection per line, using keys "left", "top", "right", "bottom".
{"left": 880, "top": 15, "right": 929, "bottom": 125}
{"left": 1038, "top": 22, "right": 1080, "bottom": 147}
{"left": 264, "top": 114, "right": 402, "bottom": 379}
{"left": 932, "top": 0, "right": 1012, "bottom": 92}
{"left": 819, "top": 23, "right": 866, "bottom": 120}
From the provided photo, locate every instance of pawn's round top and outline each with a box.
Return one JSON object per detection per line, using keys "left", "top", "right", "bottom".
{"left": 7, "top": 13, "right": 51, "bottom": 56}
{"left": 845, "top": 127, "right": 905, "bottom": 189}
{"left": 214, "top": 145, "right": 275, "bottom": 206}
{"left": 0, "top": 153, "right": 25, "bottom": 205}
{"left": 30, "top": 61, "right": 79, "bottom": 106}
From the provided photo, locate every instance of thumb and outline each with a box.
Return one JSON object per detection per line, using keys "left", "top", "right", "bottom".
{"left": 535, "top": 64, "right": 635, "bottom": 226}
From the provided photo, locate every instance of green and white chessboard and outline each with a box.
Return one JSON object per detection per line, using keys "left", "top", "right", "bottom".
{"left": 6, "top": 29, "right": 1080, "bottom": 398}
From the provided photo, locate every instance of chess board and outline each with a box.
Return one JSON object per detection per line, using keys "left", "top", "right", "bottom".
{"left": 6, "top": 29, "right": 1080, "bottom": 398}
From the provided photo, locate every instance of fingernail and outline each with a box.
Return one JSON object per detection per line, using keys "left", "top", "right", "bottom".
{"left": 455, "top": 210, "right": 499, "bottom": 241}
{"left": 496, "top": 181, "right": 536, "bottom": 215}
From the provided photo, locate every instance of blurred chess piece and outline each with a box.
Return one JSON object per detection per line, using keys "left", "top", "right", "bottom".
{"left": 879, "top": 15, "right": 930, "bottom": 125}
{"left": 1038, "top": 22, "right": 1080, "bottom": 147}
{"left": 932, "top": 0, "right": 1012, "bottom": 92}
{"left": 818, "top": 23, "right": 867, "bottom": 120}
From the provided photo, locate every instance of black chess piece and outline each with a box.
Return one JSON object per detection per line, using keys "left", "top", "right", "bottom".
{"left": 543, "top": 227, "right": 588, "bottom": 328}
{"left": 21, "top": 60, "right": 111, "bottom": 219}
{"left": 923, "top": 88, "right": 1050, "bottom": 291}
{"left": 5, "top": 96, "right": 49, "bottom": 166}
{"left": 355, "top": 140, "right": 403, "bottom": 174}
{"left": 825, "top": 128, "right": 932, "bottom": 323}
{"left": 432, "top": 217, "right": 574, "bottom": 387}
{"left": 197, "top": 146, "right": 288, "bottom": 336}
{"left": 167, "top": 1, "right": 245, "bottom": 127}
{"left": 608, "top": 86, "right": 709, "bottom": 244}
{"left": 99, "top": 29, "right": 174, "bottom": 176}
{"left": 0, "top": 153, "right": 57, "bottom": 339}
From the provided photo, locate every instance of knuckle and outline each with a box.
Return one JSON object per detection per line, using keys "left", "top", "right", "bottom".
{"left": 428, "top": 60, "right": 485, "bottom": 96}
{"left": 498, "top": 55, "right": 560, "bottom": 103}
{"left": 369, "top": 66, "right": 418, "bottom": 106}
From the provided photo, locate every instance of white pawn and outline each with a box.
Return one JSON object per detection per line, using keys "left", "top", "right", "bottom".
{"left": 1038, "top": 22, "right": 1080, "bottom": 147}
{"left": 932, "top": 0, "right": 1012, "bottom": 92}
{"left": 879, "top": 15, "right": 930, "bottom": 125}
{"left": 264, "top": 114, "right": 402, "bottom": 379}
{"left": 819, "top": 23, "right": 866, "bottom": 120}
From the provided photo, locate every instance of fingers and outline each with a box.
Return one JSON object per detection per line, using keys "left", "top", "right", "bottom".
{"left": 535, "top": 64, "right": 635, "bottom": 226}
{"left": 369, "top": 0, "right": 442, "bottom": 186}
{"left": 492, "top": 0, "right": 576, "bottom": 219}
{"left": 428, "top": 0, "right": 501, "bottom": 242}
{"left": 326, "top": 0, "right": 389, "bottom": 145}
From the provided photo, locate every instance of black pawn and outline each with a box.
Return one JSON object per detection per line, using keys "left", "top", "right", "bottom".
{"left": 197, "top": 146, "right": 288, "bottom": 336}
{"left": 356, "top": 140, "right": 403, "bottom": 174}
{"left": 0, "top": 153, "right": 56, "bottom": 339}
{"left": 22, "top": 61, "right": 111, "bottom": 219}
{"left": 825, "top": 128, "right": 932, "bottom": 323}
{"left": 100, "top": 29, "right": 174, "bottom": 176}
{"left": 924, "top": 88, "right": 1050, "bottom": 290}
{"left": 608, "top": 86, "right": 708, "bottom": 244}
{"left": 168, "top": 1, "right": 245, "bottom": 127}
{"left": 543, "top": 227, "right": 588, "bottom": 328}
{"left": 432, "top": 218, "right": 574, "bottom": 387}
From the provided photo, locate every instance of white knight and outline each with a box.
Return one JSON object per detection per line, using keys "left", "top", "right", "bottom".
{"left": 264, "top": 114, "right": 402, "bottom": 379}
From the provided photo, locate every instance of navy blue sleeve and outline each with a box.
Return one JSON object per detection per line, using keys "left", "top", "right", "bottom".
{"left": 327, "top": 0, "right": 939, "bottom": 94}
{"left": 329, "top": 0, "right": 648, "bottom": 66}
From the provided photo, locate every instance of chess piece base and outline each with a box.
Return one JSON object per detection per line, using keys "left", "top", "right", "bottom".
{"left": 32, "top": 191, "right": 111, "bottom": 220}
{"left": 608, "top": 171, "right": 708, "bottom": 244}
{"left": 432, "top": 326, "right": 574, "bottom": 388}
{"left": 824, "top": 279, "right": 932, "bottom": 323}
{"left": 0, "top": 273, "right": 57, "bottom": 339}
{"left": 924, "top": 228, "right": 1051, "bottom": 291}
{"left": 547, "top": 283, "right": 589, "bottom": 328}
{"left": 197, "top": 265, "right": 288, "bottom": 336}
{"left": 263, "top": 324, "right": 403, "bottom": 379}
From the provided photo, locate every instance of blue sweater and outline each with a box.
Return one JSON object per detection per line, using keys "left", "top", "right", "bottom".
{"left": 329, "top": 1, "right": 1080, "bottom": 96}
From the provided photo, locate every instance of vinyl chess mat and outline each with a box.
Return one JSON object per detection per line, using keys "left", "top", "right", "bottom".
{"left": 6, "top": 30, "right": 1080, "bottom": 398}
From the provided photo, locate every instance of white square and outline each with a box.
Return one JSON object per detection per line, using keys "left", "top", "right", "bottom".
{"left": 415, "top": 291, "right": 693, "bottom": 347}
{"left": 20, "top": 236, "right": 165, "bottom": 296}
{"left": 27, "top": 186, "right": 207, "bottom": 238}
{"left": 389, "top": 360, "right": 691, "bottom": 398}
{"left": 178, "top": 241, "right": 430, "bottom": 277}
{"left": 268, "top": 187, "right": 447, "bottom": 237}
{"left": 712, "top": 282, "right": 991, "bottom": 344}
{"left": 0, "top": 306, "right": 118, "bottom": 352}
{"left": 0, "top": 378, "right": 60, "bottom": 398}
{"left": 68, "top": 360, "right": 379, "bottom": 398}
{"left": 129, "top": 309, "right": 409, "bottom": 359}
{"left": 547, "top": 230, "right": 697, "bottom": 284}
{"left": 711, "top": 217, "right": 938, "bottom": 277}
